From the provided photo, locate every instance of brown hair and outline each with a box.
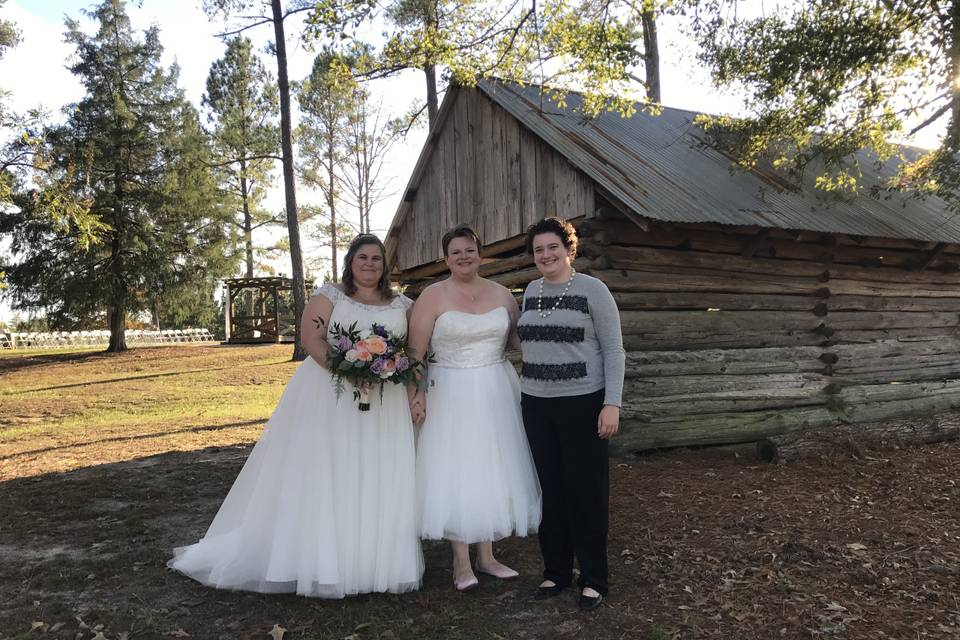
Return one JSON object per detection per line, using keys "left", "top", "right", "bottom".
{"left": 525, "top": 217, "right": 578, "bottom": 258}
{"left": 441, "top": 223, "right": 482, "bottom": 256}
{"left": 341, "top": 234, "right": 394, "bottom": 299}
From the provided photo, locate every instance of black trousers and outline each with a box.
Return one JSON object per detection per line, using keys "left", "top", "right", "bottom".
{"left": 521, "top": 389, "right": 609, "bottom": 595}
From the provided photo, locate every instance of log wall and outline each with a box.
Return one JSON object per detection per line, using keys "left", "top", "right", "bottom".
{"left": 398, "top": 212, "right": 960, "bottom": 452}
{"left": 579, "top": 216, "right": 960, "bottom": 452}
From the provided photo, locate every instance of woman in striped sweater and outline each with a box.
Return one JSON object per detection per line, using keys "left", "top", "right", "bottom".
{"left": 517, "top": 217, "right": 625, "bottom": 611}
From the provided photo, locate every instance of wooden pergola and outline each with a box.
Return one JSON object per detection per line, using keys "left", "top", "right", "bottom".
{"left": 223, "top": 277, "right": 312, "bottom": 344}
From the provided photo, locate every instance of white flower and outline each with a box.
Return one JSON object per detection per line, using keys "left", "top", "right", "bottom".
{"left": 379, "top": 370, "right": 394, "bottom": 379}
{"left": 345, "top": 349, "right": 359, "bottom": 362}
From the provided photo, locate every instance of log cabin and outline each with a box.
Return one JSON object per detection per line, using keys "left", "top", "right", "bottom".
{"left": 385, "top": 78, "right": 960, "bottom": 453}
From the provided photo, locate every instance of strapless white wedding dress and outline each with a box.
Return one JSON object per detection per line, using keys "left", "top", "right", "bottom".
{"left": 169, "top": 284, "right": 423, "bottom": 597}
{"left": 416, "top": 306, "right": 541, "bottom": 543}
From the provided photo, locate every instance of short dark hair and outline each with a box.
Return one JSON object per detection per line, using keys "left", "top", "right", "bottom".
{"left": 441, "top": 223, "right": 482, "bottom": 257}
{"left": 525, "top": 217, "right": 578, "bottom": 258}
{"left": 341, "top": 234, "right": 394, "bottom": 299}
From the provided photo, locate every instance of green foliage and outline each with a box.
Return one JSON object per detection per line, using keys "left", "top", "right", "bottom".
{"left": 0, "top": 0, "right": 18, "bottom": 55}
{"left": 692, "top": 0, "right": 960, "bottom": 208}
{"left": 0, "top": 0, "right": 238, "bottom": 342}
{"left": 306, "top": 0, "right": 657, "bottom": 119}
{"left": 203, "top": 36, "right": 281, "bottom": 278}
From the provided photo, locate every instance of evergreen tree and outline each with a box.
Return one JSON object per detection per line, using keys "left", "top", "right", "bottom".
{"left": 0, "top": 0, "right": 237, "bottom": 351}
{"left": 203, "top": 36, "right": 281, "bottom": 279}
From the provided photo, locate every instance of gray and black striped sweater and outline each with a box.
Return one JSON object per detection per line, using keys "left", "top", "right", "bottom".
{"left": 517, "top": 273, "right": 625, "bottom": 407}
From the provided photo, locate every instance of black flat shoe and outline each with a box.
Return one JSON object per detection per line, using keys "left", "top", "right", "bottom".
{"left": 578, "top": 592, "right": 603, "bottom": 611}
{"left": 534, "top": 582, "right": 566, "bottom": 599}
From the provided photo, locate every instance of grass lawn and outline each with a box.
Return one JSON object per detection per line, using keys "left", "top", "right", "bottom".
{"left": 2, "top": 345, "right": 960, "bottom": 640}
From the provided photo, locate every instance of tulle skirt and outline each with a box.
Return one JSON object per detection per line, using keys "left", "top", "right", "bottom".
{"left": 416, "top": 361, "right": 541, "bottom": 543}
{"left": 169, "top": 357, "right": 424, "bottom": 598}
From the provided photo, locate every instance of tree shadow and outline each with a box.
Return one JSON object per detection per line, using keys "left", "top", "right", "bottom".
{"left": 0, "top": 343, "right": 293, "bottom": 375}
{"left": 11, "top": 360, "right": 285, "bottom": 394}
{"left": 0, "top": 445, "right": 537, "bottom": 640}
{"left": 0, "top": 349, "right": 117, "bottom": 373}
{"left": 0, "top": 418, "right": 266, "bottom": 461}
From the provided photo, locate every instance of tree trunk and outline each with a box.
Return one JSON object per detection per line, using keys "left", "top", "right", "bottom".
{"left": 947, "top": 0, "right": 960, "bottom": 149}
{"left": 107, "top": 235, "right": 127, "bottom": 353}
{"left": 425, "top": 64, "right": 438, "bottom": 129}
{"left": 239, "top": 157, "right": 254, "bottom": 278}
{"left": 107, "top": 153, "right": 127, "bottom": 353}
{"left": 107, "top": 304, "right": 127, "bottom": 352}
{"left": 641, "top": 9, "right": 661, "bottom": 103}
{"left": 272, "top": 0, "right": 307, "bottom": 361}
{"left": 328, "top": 134, "right": 339, "bottom": 282}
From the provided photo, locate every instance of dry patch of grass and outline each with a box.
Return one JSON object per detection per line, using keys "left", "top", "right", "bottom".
{"left": 0, "top": 345, "right": 294, "bottom": 479}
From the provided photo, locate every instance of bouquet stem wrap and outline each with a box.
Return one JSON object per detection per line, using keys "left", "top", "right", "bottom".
{"left": 357, "top": 384, "right": 371, "bottom": 411}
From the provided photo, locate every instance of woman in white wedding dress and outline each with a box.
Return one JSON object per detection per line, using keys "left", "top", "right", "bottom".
{"left": 409, "top": 224, "right": 541, "bottom": 592}
{"left": 169, "top": 234, "right": 423, "bottom": 598}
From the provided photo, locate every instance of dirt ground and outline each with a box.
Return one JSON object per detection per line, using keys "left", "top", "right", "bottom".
{"left": 2, "top": 345, "right": 960, "bottom": 640}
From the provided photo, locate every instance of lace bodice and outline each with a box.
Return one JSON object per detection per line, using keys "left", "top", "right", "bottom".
{"left": 431, "top": 307, "right": 510, "bottom": 368}
{"left": 315, "top": 283, "right": 411, "bottom": 339}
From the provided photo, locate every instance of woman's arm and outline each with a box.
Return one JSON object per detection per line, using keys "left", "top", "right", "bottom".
{"left": 504, "top": 285, "right": 522, "bottom": 351}
{"left": 590, "top": 280, "right": 626, "bottom": 439}
{"left": 300, "top": 293, "right": 335, "bottom": 367}
{"left": 406, "top": 287, "right": 439, "bottom": 425}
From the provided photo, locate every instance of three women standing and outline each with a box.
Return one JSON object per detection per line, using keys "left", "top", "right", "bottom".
{"left": 518, "top": 217, "right": 625, "bottom": 611}
{"left": 171, "top": 219, "right": 623, "bottom": 610}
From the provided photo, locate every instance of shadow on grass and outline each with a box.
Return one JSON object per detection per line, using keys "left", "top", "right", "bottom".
{"left": 0, "top": 349, "right": 117, "bottom": 373}
{"left": 0, "top": 446, "right": 569, "bottom": 640}
{"left": 0, "top": 418, "right": 266, "bottom": 461}
{"left": 10, "top": 360, "right": 288, "bottom": 395}
{"left": 0, "top": 343, "right": 293, "bottom": 376}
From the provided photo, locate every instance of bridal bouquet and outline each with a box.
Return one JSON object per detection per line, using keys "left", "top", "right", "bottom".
{"left": 325, "top": 321, "right": 428, "bottom": 411}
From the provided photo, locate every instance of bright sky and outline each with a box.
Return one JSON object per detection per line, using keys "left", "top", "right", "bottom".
{"left": 0, "top": 0, "right": 946, "bottom": 323}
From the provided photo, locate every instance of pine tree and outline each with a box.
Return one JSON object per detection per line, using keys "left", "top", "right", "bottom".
{"left": 297, "top": 51, "right": 356, "bottom": 281}
{"left": 204, "top": 0, "right": 316, "bottom": 360}
{"left": 203, "top": 36, "right": 281, "bottom": 279}
{"left": 0, "top": 0, "right": 237, "bottom": 351}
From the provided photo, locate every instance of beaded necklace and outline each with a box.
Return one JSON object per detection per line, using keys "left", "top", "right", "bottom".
{"left": 537, "top": 268, "right": 577, "bottom": 318}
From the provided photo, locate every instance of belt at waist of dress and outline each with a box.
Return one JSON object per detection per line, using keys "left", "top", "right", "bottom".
{"left": 430, "top": 358, "right": 506, "bottom": 370}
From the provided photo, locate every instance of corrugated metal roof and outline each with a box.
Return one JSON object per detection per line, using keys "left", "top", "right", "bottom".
{"left": 478, "top": 79, "right": 960, "bottom": 243}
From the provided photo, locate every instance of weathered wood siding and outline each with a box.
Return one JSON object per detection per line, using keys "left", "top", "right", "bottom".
{"left": 394, "top": 87, "right": 594, "bottom": 271}
{"left": 576, "top": 217, "right": 960, "bottom": 451}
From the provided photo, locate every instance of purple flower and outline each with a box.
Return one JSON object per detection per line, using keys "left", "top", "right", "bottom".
{"left": 370, "top": 358, "right": 386, "bottom": 375}
{"left": 337, "top": 335, "right": 353, "bottom": 351}
{"left": 372, "top": 323, "right": 389, "bottom": 338}
{"left": 395, "top": 356, "right": 410, "bottom": 372}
